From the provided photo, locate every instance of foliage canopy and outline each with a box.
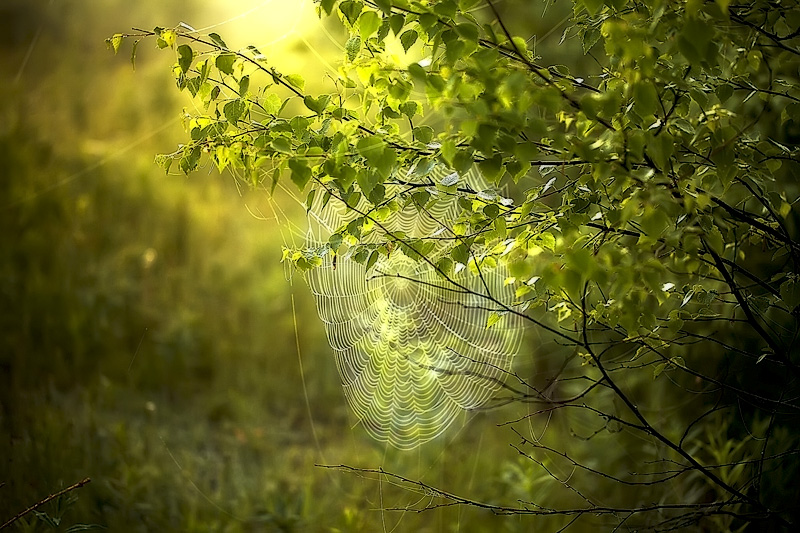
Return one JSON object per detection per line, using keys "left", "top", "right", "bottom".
{"left": 111, "top": 0, "right": 800, "bottom": 529}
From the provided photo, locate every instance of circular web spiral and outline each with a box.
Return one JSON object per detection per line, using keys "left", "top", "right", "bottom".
{"left": 305, "top": 165, "right": 524, "bottom": 449}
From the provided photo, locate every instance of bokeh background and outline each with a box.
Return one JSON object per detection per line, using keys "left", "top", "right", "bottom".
{"left": 1, "top": 1, "right": 659, "bottom": 531}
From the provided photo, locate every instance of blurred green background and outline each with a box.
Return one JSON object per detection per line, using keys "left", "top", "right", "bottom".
{"left": 0, "top": 1, "right": 559, "bottom": 531}
{"left": 1, "top": 1, "right": 748, "bottom": 532}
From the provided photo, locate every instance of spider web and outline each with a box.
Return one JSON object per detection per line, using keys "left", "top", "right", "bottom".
{"left": 304, "top": 165, "right": 525, "bottom": 449}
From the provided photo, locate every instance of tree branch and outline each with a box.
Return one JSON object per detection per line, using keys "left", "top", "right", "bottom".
{"left": 0, "top": 478, "right": 92, "bottom": 531}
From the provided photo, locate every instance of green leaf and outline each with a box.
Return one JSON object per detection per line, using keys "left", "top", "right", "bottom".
{"left": 400, "top": 29, "right": 418, "bottom": 52}
{"left": 451, "top": 243, "right": 470, "bottom": 264}
{"left": 288, "top": 158, "right": 312, "bottom": 190}
{"left": 375, "top": 146, "right": 396, "bottom": 179}
{"left": 436, "top": 256, "right": 454, "bottom": 276}
{"left": 271, "top": 137, "right": 292, "bottom": 154}
{"left": 580, "top": 0, "right": 605, "bottom": 15}
{"left": 223, "top": 99, "right": 247, "bottom": 124}
{"left": 433, "top": 0, "right": 457, "bottom": 19}
{"left": 374, "top": 0, "right": 392, "bottom": 14}
{"left": 581, "top": 27, "right": 601, "bottom": 53}
{"left": 410, "top": 189, "right": 430, "bottom": 208}
{"left": 483, "top": 203, "right": 500, "bottom": 219}
{"left": 239, "top": 75, "right": 250, "bottom": 96}
{"left": 357, "top": 135, "right": 386, "bottom": 165}
{"left": 640, "top": 207, "right": 670, "bottom": 238}
{"left": 352, "top": 244, "right": 370, "bottom": 263}
{"left": 716, "top": 83, "right": 734, "bottom": 103}
{"left": 321, "top": 0, "right": 339, "bottom": 16}
{"left": 511, "top": 36, "right": 529, "bottom": 58}
{"left": 290, "top": 116, "right": 311, "bottom": 135}
{"left": 633, "top": 81, "right": 659, "bottom": 117}
{"left": 677, "top": 18, "right": 712, "bottom": 65}
{"left": 108, "top": 33, "right": 124, "bottom": 54}
{"left": 453, "top": 150, "right": 473, "bottom": 174}
{"left": 355, "top": 168, "right": 377, "bottom": 196}
{"left": 389, "top": 13, "right": 405, "bottom": 35}
{"left": 339, "top": 0, "right": 364, "bottom": 24}
{"left": 403, "top": 238, "right": 435, "bottom": 261}
{"left": 304, "top": 94, "right": 331, "bottom": 114}
{"left": 286, "top": 74, "right": 305, "bottom": 91}
{"left": 408, "top": 62, "right": 427, "bottom": 81}
{"left": 328, "top": 232, "right": 344, "bottom": 252}
{"left": 270, "top": 167, "right": 281, "bottom": 194}
{"left": 647, "top": 132, "right": 674, "bottom": 171}
{"left": 215, "top": 53, "right": 236, "bottom": 75}
{"left": 345, "top": 36, "right": 362, "bottom": 61}
{"left": 538, "top": 232, "right": 556, "bottom": 251}
{"left": 441, "top": 139, "right": 456, "bottom": 166}
{"left": 185, "top": 77, "right": 202, "bottom": 97}
{"left": 306, "top": 188, "right": 316, "bottom": 213}
{"left": 413, "top": 126, "right": 434, "bottom": 143}
{"left": 399, "top": 101, "right": 418, "bottom": 118}
{"left": 704, "top": 227, "right": 724, "bottom": 255}
{"left": 155, "top": 28, "right": 175, "bottom": 49}
{"left": 208, "top": 32, "right": 228, "bottom": 49}
{"left": 478, "top": 154, "right": 503, "bottom": 183}
{"left": 455, "top": 23, "right": 479, "bottom": 43}
{"left": 179, "top": 146, "right": 201, "bottom": 174}
{"left": 214, "top": 146, "right": 230, "bottom": 171}
{"left": 155, "top": 154, "right": 173, "bottom": 174}
{"left": 262, "top": 93, "right": 282, "bottom": 114}
{"left": 359, "top": 11, "right": 381, "bottom": 40}
{"left": 366, "top": 249, "right": 379, "bottom": 270}
{"left": 177, "top": 44, "right": 193, "bottom": 74}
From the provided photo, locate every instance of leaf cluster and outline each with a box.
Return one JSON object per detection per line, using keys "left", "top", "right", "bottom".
{"left": 111, "top": 0, "right": 800, "bottom": 529}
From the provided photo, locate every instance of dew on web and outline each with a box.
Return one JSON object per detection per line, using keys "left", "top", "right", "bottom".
{"left": 304, "top": 165, "right": 525, "bottom": 450}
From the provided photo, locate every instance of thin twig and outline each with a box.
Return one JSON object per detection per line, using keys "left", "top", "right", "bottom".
{"left": 0, "top": 478, "right": 92, "bottom": 530}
